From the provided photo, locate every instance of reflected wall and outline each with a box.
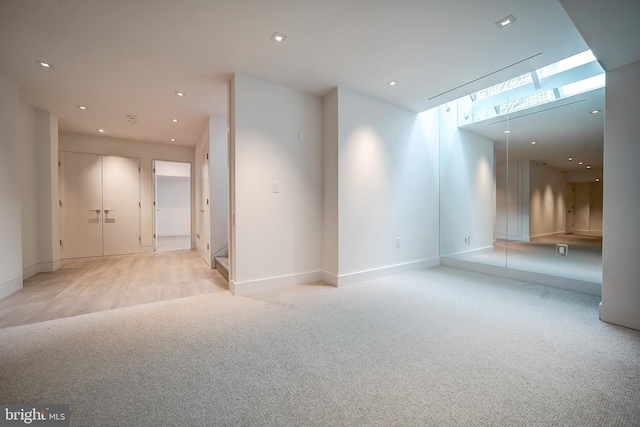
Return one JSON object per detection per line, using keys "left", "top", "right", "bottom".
{"left": 437, "top": 55, "right": 604, "bottom": 295}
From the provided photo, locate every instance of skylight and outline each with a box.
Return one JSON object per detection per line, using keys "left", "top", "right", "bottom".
{"left": 458, "top": 50, "right": 604, "bottom": 125}
{"left": 470, "top": 73, "right": 532, "bottom": 102}
{"left": 559, "top": 74, "right": 605, "bottom": 97}
{"left": 536, "top": 50, "right": 597, "bottom": 79}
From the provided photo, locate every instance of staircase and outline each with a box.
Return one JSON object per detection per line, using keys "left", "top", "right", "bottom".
{"left": 214, "top": 257, "right": 229, "bottom": 282}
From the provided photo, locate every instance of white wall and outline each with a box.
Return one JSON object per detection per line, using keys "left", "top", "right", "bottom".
{"left": 0, "top": 69, "right": 23, "bottom": 298}
{"left": 529, "top": 161, "right": 565, "bottom": 237}
{"left": 18, "top": 94, "right": 59, "bottom": 282}
{"left": 59, "top": 133, "right": 195, "bottom": 252}
{"left": 589, "top": 181, "right": 603, "bottom": 233}
{"left": 209, "top": 116, "right": 228, "bottom": 259}
{"left": 439, "top": 102, "right": 495, "bottom": 256}
{"left": 156, "top": 160, "right": 190, "bottom": 177}
{"left": 336, "top": 88, "right": 440, "bottom": 284}
{"left": 230, "top": 74, "right": 323, "bottom": 294}
{"left": 574, "top": 183, "right": 591, "bottom": 233}
{"left": 20, "top": 99, "right": 39, "bottom": 278}
{"left": 496, "top": 161, "right": 529, "bottom": 240}
{"left": 322, "top": 89, "right": 339, "bottom": 279}
{"left": 601, "top": 59, "right": 640, "bottom": 330}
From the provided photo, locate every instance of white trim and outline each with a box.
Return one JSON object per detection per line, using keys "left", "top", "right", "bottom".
{"left": 496, "top": 234, "right": 531, "bottom": 241}
{"left": 0, "top": 276, "right": 22, "bottom": 300}
{"left": 230, "top": 271, "right": 325, "bottom": 296}
{"left": 23, "top": 264, "right": 40, "bottom": 280}
{"left": 157, "top": 232, "right": 191, "bottom": 237}
{"left": 441, "top": 257, "right": 602, "bottom": 296}
{"left": 529, "top": 231, "right": 566, "bottom": 239}
{"left": 336, "top": 257, "right": 440, "bottom": 287}
{"left": 22, "top": 260, "right": 61, "bottom": 280}
{"left": 140, "top": 245, "right": 154, "bottom": 253}
{"left": 442, "top": 246, "right": 494, "bottom": 259}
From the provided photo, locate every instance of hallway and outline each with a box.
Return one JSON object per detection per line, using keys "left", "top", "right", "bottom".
{"left": 0, "top": 250, "right": 228, "bottom": 329}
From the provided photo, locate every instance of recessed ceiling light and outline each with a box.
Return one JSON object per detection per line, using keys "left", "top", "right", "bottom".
{"left": 35, "top": 60, "right": 53, "bottom": 69}
{"left": 596, "top": 178, "right": 600, "bottom": 182}
{"left": 388, "top": 80, "right": 399, "bottom": 86}
{"left": 97, "top": 129, "right": 105, "bottom": 133}
{"left": 591, "top": 109, "right": 601, "bottom": 114}
{"left": 587, "top": 165, "right": 591, "bottom": 169}
{"left": 172, "top": 118, "right": 179, "bottom": 123}
{"left": 78, "top": 105, "right": 87, "bottom": 110}
{"left": 271, "top": 32, "right": 287, "bottom": 43}
{"left": 175, "top": 91, "right": 185, "bottom": 97}
{"left": 170, "top": 138, "right": 176, "bottom": 142}
{"left": 579, "top": 161, "right": 583, "bottom": 165}
{"left": 568, "top": 157, "right": 573, "bottom": 161}
{"left": 496, "top": 15, "right": 517, "bottom": 29}
{"left": 504, "top": 130, "right": 511, "bottom": 134}
{"left": 531, "top": 141, "right": 537, "bottom": 145}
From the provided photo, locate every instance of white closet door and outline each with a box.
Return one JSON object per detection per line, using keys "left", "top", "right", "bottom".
{"left": 60, "top": 151, "right": 103, "bottom": 258}
{"left": 200, "top": 145, "right": 211, "bottom": 264}
{"left": 102, "top": 155, "right": 141, "bottom": 256}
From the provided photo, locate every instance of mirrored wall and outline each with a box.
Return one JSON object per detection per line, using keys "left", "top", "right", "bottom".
{"left": 439, "top": 50, "right": 604, "bottom": 294}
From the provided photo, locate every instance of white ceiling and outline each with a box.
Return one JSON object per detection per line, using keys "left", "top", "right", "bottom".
{"left": 1, "top": 0, "right": 638, "bottom": 171}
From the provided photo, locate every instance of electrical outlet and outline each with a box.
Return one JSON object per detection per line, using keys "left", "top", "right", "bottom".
{"left": 396, "top": 237, "right": 402, "bottom": 248}
{"left": 464, "top": 237, "right": 468, "bottom": 244}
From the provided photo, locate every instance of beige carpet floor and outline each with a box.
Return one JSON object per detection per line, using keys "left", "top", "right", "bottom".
{"left": 1, "top": 266, "right": 638, "bottom": 426}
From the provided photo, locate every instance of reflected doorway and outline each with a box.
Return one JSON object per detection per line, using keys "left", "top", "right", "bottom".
{"left": 153, "top": 160, "right": 192, "bottom": 252}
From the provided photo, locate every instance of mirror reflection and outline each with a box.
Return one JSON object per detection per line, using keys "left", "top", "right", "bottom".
{"left": 439, "top": 50, "right": 604, "bottom": 287}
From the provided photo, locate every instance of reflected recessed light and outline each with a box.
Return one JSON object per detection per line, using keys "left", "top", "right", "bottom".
{"left": 388, "top": 80, "right": 399, "bottom": 86}
{"left": 175, "top": 91, "right": 185, "bottom": 97}
{"left": 78, "top": 105, "right": 87, "bottom": 110}
{"left": 504, "top": 130, "right": 511, "bottom": 134}
{"left": 531, "top": 141, "right": 537, "bottom": 145}
{"left": 170, "top": 138, "right": 176, "bottom": 142}
{"left": 591, "top": 110, "right": 601, "bottom": 114}
{"left": 587, "top": 165, "right": 591, "bottom": 169}
{"left": 579, "top": 161, "right": 583, "bottom": 165}
{"left": 97, "top": 129, "right": 105, "bottom": 133}
{"left": 496, "top": 15, "right": 517, "bottom": 29}
{"left": 172, "top": 118, "right": 179, "bottom": 123}
{"left": 568, "top": 157, "right": 573, "bottom": 161}
{"left": 35, "top": 60, "right": 53, "bottom": 69}
{"left": 596, "top": 178, "right": 600, "bottom": 182}
{"left": 271, "top": 32, "right": 287, "bottom": 43}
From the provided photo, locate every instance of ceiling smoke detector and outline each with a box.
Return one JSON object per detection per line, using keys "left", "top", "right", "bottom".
{"left": 127, "top": 115, "right": 138, "bottom": 125}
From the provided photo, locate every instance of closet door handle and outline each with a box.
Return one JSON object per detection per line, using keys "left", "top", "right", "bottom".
{"left": 104, "top": 209, "right": 115, "bottom": 214}
{"left": 90, "top": 209, "right": 101, "bottom": 214}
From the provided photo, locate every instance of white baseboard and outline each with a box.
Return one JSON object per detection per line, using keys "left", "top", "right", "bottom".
{"left": 140, "top": 245, "right": 154, "bottom": 253}
{"left": 157, "top": 232, "right": 190, "bottom": 237}
{"left": 335, "top": 257, "right": 440, "bottom": 287}
{"left": 530, "top": 231, "right": 566, "bottom": 239}
{"left": 0, "top": 276, "right": 22, "bottom": 300}
{"left": 23, "top": 264, "right": 39, "bottom": 280}
{"left": 230, "top": 270, "right": 325, "bottom": 296}
{"left": 443, "top": 246, "right": 494, "bottom": 259}
{"left": 23, "top": 259, "right": 61, "bottom": 280}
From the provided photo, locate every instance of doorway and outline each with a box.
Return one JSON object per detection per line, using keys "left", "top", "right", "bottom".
{"left": 153, "top": 160, "right": 192, "bottom": 252}
{"left": 59, "top": 151, "right": 141, "bottom": 258}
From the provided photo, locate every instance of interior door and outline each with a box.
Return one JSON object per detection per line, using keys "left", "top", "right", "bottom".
{"left": 102, "top": 155, "right": 141, "bottom": 256}
{"left": 59, "top": 151, "right": 103, "bottom": 258}
{"left": 200, "top": 145, "right": 211, "bottom": 265}
{"left": 566, "top": 183, "right": 575, "bottom": 234}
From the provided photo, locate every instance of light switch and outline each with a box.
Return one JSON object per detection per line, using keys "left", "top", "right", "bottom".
{"left": 272, "top": 181, "right": 280, "bottom": 193}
